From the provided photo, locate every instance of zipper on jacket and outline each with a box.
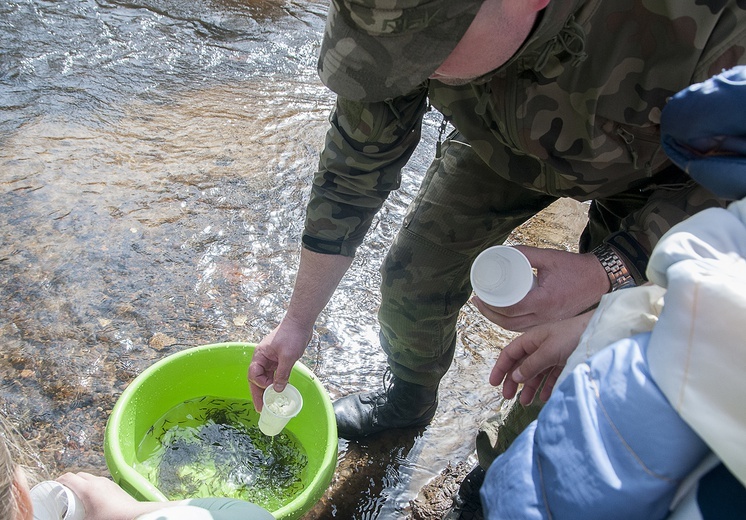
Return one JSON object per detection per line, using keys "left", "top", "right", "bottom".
{"left": 475, "top": 83, "right": 491, "bottom": 116}
{"left": 435, "top": 115, "right": 451, "bottom": 158}
{"left": 511, "top": 14, "right": 588, "bottom": 195}
{"left": 616, "top": 127, "right": 640, "bottom": 170}
{"left": 384, "top": 98, "right": 404, "bottom": 129}
{"left": 535, "top": 15, "right": 588, "bottom": 72}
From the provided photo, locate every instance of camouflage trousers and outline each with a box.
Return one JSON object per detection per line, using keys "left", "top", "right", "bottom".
{"left": 377, "top": 130, "right": 718, "bottom": 459}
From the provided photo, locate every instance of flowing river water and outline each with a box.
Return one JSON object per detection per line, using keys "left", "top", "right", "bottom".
{"left": 0, "top": 0, "right": 589, "bottom": 517}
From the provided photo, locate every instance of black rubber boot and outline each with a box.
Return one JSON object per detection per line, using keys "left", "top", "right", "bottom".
{"left": 443, "top": 464, "right": 486, "bottom": 519}
{"left": 453, "top": 465, "right": 486, "bottom": 519}
{"left": 334, "top": 371, "right": 438, "bottom": 439}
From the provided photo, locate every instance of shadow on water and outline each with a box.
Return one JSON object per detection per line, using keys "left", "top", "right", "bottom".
{"left": 0, "top": 0, "right": 590, "bottom": 517}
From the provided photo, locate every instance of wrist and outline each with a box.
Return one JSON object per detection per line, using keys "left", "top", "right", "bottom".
{"left": 592, "top": 243, "right": 636, "bottom": 293}
{"left": 281, "top": 310, "right": 317, "bottom": 334}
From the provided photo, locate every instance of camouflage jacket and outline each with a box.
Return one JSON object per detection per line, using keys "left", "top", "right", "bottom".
{"left": 303, "top": 0, "right": 746, "bottom": 279}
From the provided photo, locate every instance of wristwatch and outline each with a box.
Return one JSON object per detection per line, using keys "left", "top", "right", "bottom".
{"left": 592, "top": 243, "right": 636, "bottom": 292}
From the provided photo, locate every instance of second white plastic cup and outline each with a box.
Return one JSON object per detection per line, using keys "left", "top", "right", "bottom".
{"left": 470, "top": 245, "right": 537, "bottom": 307}
{"left": 30, "top": 480, "right": 86, "bottom": 520}
{"left": 258, "top": 383, "right": 303, "bottom": 436}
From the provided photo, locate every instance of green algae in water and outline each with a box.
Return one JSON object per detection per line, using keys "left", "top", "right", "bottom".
{"left": 134, "top": 396, "right": 308, "bottom": 511}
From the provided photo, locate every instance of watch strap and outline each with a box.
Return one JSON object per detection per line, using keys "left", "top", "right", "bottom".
{"left": 592, "top": 243, "right": 636, "bottom": 292}
{"left": 604, "top": 231, "right": 649, "bottom": 284}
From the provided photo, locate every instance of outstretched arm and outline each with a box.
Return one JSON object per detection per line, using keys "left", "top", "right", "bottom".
{"left": 248, "top": 248, "right": 353, "bottom": 410}
{"left": 57, "top": 472, "right": 187, "bottom": 520}
{"left": 57, "top": 472, "right": 274, "bottom": 520}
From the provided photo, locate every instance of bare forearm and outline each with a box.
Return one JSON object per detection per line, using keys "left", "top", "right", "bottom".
{"left": 283, "top": 248, "right": 354, "bottom": 329}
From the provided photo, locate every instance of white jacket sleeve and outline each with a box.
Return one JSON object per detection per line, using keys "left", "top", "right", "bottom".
{"left": 646, "top": 198, "right": 746, "bottom": 487}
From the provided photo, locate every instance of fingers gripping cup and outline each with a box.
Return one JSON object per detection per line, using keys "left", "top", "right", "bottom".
{"left": 259, "top": 383, "right": 303, "bottom": 436}
{"left": 470, "top": 246, "right": 536, "bottom": 307}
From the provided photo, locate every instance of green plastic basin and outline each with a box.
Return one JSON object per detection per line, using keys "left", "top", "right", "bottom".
{"left": 104, "top": 342, "right": 337, "bottom": 520}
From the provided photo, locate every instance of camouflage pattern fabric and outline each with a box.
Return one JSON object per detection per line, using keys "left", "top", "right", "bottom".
{"left": 318, "top": 0, "right": 482, "bottom": 102}
{"left": 304, "top": 0, "right": 746, "bottom": 387}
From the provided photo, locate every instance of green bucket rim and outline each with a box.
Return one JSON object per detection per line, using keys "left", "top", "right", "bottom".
{"left": 103, "top": 342, "right": 337, "bottom": 520}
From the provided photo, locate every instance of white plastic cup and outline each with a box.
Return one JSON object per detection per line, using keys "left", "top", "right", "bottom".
{"left": 258, "top": 383, "right": 303, "bottom": 436}
{"left": 470, "top": 245, "right": 537, "bottom": 307}
{"left": 30, "top": 481, "right": 85, "bottom": 520}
